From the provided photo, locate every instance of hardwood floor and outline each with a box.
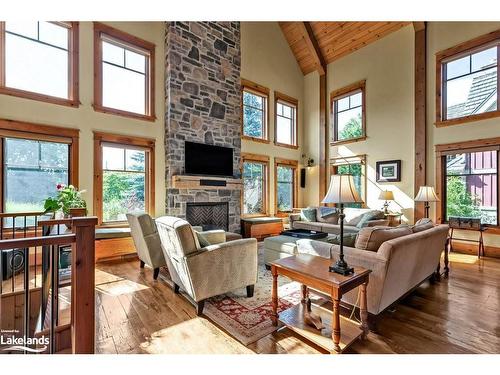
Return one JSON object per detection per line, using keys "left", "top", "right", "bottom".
{"left": 95, "top": 253, "right": 500, "bottom": 354}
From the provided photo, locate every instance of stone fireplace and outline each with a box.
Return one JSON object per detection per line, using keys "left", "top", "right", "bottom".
{"left": 164, "top": 22, "right": 242, "bottom": 233}
{"left": 186, "top": 202, "right": 229, "bottom": 231}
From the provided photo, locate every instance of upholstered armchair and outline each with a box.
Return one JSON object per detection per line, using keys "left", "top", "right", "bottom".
{"left": 155, "top": 216, "right": 258, "bottom": 315}
{"left": 126, "top": 213, "right": 167, "bottom": 280}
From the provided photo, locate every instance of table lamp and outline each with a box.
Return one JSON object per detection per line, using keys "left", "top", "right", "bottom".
{"left": 414, "top": 186, "right": 439, "bottom": 218}
{"left": 378, "top": 190, "right": 394, "bottom": 214}
{"left": 322, "top": 174, "right": 363, "bottom": 275}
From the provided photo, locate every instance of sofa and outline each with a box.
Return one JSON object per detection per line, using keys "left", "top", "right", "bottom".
{"left": 295, "top": 220, "right": 448, "bottom": 320}
{"left": 155, "top": 216, "right": 258, "bottom": 315}
{"left": 289, "top": 207, "right": 389, "bottom": 235}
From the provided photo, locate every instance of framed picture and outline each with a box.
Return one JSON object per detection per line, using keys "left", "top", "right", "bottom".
{"left": 376, "top": 160, "right": 401, "bottom": 182}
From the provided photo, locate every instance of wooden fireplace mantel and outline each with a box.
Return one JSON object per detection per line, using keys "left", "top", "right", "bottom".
{"left": 172, "top": 175, "right": 243, "bottom": 190}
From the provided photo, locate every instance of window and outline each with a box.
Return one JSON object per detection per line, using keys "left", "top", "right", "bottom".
{"left": 330, "top": 155, "right": 366, "bottom": 208}
{"left": 0, "top": 119, "right": 79, "bottom": 213}
{"left": 436, "top": 29, "right": 500, "bottom": 125}
{"left": 94, "top": 132, "right": 155, "bottom": 225}
{"left": 331, "top": 81, "right": 366, "bottom": 144}
{"left": 241, "top": 79, "right": 269, "bottom": 142}
{"left": 275, "top": 92, "right": 298, "bottom": 148}
{"left": 274, "top": 158, "right": 298, "bottom": 215}
{"left": 94, "top": 22, "right": 155, "bottom": 121}
{"left": 242, "top": 153, "right": 269, "bottom": 217}
{"left": 443, "top": 150, "right": 498, "bottom": 225}
{"left": 0, "top": 21, "right": 79, "bottom": 106}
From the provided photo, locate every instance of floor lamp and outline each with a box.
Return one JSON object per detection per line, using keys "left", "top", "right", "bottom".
{"left": 414, "top": 186, "right": 440, "bottom": 218}
{"left": 322, "top": 174, "right": 363, "bottom": 275}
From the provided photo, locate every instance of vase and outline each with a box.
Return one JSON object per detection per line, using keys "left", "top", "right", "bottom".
{"left": 65, "top": 208, "right": 87, "bottom": 229}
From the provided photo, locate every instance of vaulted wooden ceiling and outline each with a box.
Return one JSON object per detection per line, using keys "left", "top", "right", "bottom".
{"left": 279, "top": 22, "right": 411, "bottom": 75}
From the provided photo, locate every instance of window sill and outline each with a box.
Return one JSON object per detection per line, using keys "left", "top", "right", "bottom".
{"left": 274, "top": 141, "right": 299, "bottom": 150}
{"left": 241, "top": 213, "right": 269, "bottom": 219}
{"left": 435, "top": 111, "right": 500, "bottom": 127}
{"left": 242, "top": 135, "right": 270, "bottom": 144}
{"left": 330, "top": 135, "right": 367, "bottom": 146}
{"left": 0, "top": 86, "right": 80, "bottom": 108}
{"left": 97, "top": 222, "right": 130, "bottom": 229}
{"left": 93, "top": 104, "right": 156, "bottom": 122}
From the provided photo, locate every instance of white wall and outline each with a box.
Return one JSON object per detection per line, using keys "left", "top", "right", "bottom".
{"left": 240, "top": 22, "right": 305, "bottom": 213}
{"left": 0, "top": 22, "right": 166, "bottom": 216}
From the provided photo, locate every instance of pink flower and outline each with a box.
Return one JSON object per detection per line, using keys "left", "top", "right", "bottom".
{"left": 56, "top": 183, "right": 65, "bottom": 190}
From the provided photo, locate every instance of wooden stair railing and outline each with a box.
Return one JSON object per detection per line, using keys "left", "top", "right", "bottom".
{"left": 0, "top": 216, "right": 98, "bottom": 354}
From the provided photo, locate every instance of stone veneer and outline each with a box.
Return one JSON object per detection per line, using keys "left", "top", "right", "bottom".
{"left": 164, "top": 22, "right": 242, "bottom": 233}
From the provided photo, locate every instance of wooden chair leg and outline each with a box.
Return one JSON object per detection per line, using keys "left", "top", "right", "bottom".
{"left": 196, "top": 300, "right": 205, "bottom": 316}
{"left": 246, "top": 285, "right": 255, "bottom": 298}
{"left": 140, "top": 260, "right": 145, "bottom": 268}
{"left": 173, "top": 283, "right": 180, "bottom": 294}
{"left": 153, "top": 268, "right": 160, "bottom": 280}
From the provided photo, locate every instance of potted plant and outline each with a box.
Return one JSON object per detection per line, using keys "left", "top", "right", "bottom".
{"left": 44, "top": 184, "right": 88, "bottom": 222}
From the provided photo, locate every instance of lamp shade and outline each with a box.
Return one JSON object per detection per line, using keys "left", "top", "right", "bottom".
{"left": 378, "top": 190, "right": 394, "bottom": 201}
{"left": 414, "top": 186, "right": 439, "bottom": 202}
{"left": 322, "top": 175, "right": 362, "bottom": 204}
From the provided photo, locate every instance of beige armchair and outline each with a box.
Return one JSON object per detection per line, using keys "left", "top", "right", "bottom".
{"left": 126, "top": 213, "right": 167, "bottom": 280}
{"left": 155, "top": 216, "right": 258, "bottom": 315}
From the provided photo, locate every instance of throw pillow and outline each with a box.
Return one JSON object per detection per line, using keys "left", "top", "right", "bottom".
{"left": 317, "top": 207, "right": 339, "bottom": 224}
{"left": 300, "top": 208, "right": 317, "bottom": 222}
{"left": 327, "top": 233, "right": 357, "bottom": 247}
{"left": 195, "top": 232, "right": 211, "bottom": 248}
{"left": 356, "top": 211, "right": 383, "bottom": 229}
{"left": 412, "top": 218, "right": 434, "bottom": 233}
{"left": 355, "top": 226, "right": 412, "bottom": 251}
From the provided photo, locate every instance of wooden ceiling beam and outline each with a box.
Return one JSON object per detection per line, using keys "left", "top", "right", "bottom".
{"left": 298, "top": 22, "right": 326, "bottom": 75}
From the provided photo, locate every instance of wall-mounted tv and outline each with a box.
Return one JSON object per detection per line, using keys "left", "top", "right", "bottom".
{"left": 184, "top": 141, "right": 233, "bottom": 177}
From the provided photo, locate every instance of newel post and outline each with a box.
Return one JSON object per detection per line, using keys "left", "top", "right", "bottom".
{"left": 71, "top": 216, "right": 98, "bottom": 354}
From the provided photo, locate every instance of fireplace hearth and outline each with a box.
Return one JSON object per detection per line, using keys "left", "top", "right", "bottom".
{"left": 186, "top": 202, "right": 229, "bottom": 231}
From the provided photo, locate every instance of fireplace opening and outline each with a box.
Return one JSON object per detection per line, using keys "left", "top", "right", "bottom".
{"left": 186, "top": 202, "right": 229, "bottom": 231}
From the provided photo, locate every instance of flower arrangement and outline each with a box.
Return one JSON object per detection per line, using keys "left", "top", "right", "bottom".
{"left": 43, "top": 184, "right": 87, "bottom": 216}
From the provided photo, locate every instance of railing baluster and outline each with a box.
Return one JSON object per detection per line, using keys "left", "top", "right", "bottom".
{"left": 35, "top": 215, "right": 38, "bottom": 288}
{"left": 24, "top": 246, "right": 30, "bottom": 354}
{"left": 11, "top": 217, "right": 15, "bottom": 293}
{"left": 50, "top": 244, "right": 58, "bottom": 354}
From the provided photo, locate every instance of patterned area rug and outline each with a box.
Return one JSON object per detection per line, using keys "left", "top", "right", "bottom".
{"left": 160, "top": 245, "right": 301, "bottom": 345}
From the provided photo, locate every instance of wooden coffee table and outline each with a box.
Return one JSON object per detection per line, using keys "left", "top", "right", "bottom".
{"left": 270, "top": 254, "right": 371, "bottom": 354}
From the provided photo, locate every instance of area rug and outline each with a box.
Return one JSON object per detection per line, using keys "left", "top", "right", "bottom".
{"left": 159, "top": 245, "right": 302, "bottom": 345}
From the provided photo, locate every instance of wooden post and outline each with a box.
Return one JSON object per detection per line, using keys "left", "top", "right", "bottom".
{"left": 271, "top": 265, "right": 279, "bottom": 326}
{"left": 360, "top": 282, "right": 369, "bottom": 339}
{"left": 71, "top": 216, "right": 98, "bottom": 354}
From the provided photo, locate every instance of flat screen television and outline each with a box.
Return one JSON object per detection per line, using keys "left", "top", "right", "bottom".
{"left": 184, "top": 141, "right": 233, "bottom": 177}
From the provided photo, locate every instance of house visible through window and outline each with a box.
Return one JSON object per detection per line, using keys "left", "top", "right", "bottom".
{"left": 275, "top": 159, "right": 297, "bottom": 214}
{"left": 242, "top": 157, "right": 268, "bottom": 216}
{"left": 94, "top": 23, "right": 155, "bottom": 120}
{"left": 275, "top": 92, "right": 298, "bottom": 148}
{"left": 331, "top": 81, "right": 365, "bottom": 143}
{"left": 444, "top": 150, "right": 498, "bottom": 225}
{"left": 0, "top": 21, "right": 79, "bottom": 106}
{"left": 242, "top": 79, "right": 269, "bottom": 141}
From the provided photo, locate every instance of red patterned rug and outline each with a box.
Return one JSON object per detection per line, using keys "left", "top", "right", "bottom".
{"left": 160, "top": 245, "right": 301, "bottom": 345}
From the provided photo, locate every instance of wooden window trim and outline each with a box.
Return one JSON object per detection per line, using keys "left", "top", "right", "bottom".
{"left": 435, "top": 29, "right": 500, "bottom": 127}
{"left": 241, "top": 152, "right": 270, "bottom": 218}
{"left": 0, "top": 119, "right": 80, "bottom": 211}
{"left": 274, "top": 157, "right": 298, "bottom": 217}
{"left": 330, "top": 80, "right": 366, "bottom": 146}
{"left": 435, "top": 137, "right": 500, "bottom": 227}
{"left": 241, "top": 78, "right": 270, "bottom": 143}
{"left": 329, "top": 154, "right": 367, "bottom": 207}
{"left": 93, "top": 131, "right": 155, "bottom": 227}
{"left": 93, "top": 22, "right": 156, "bottom": 122}
{"left": 0, "top": 22, "right": 80, "bottom": 107}
{"left": 274, "top": 91, "right": 299, "bottom": 149}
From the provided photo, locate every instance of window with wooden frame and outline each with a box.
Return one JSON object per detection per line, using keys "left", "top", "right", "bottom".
{"left": 241, "top": 153, "right": 269, "bottom": 217}
{"left": 241, "top": 78, "right": 269, "bottom": 142}
{"left": 436, "top": 29, "right": 500, "bottom": 127}
{"left": 436, "top": 138, "right": 500, "bottom": 227}
{"left": 0, "top": 21, "right": 79, "bottom": 107}
{"left": 330, "top": 155, "right": 366, "bottom": 208}
{"left": 0, "top": 119, "right": 79, "bottom": 214}
{"left": 274, "top": 91, "right": 298, "bottom": 149}
{"left": 330, "top": 80, "right": 366, "bottom": 145}
{"left": 274, "top": 158, "right": 298, "bottom": 215}
{"left": 93, "top": 22, "right": 155, "bottom": 121}
{"left": 94, "top": 132, "right": 155, "bottom": 226}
